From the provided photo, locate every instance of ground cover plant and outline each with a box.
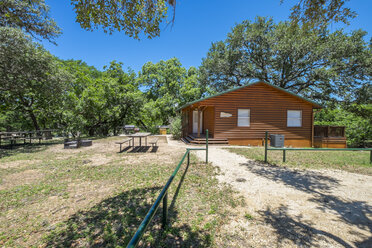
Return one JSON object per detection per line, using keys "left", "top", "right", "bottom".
{"left": 227, "top": 147, "right": 372, "bottom": 175}
{"left": 0, "top": 137, "right": 243, "bottom": 247}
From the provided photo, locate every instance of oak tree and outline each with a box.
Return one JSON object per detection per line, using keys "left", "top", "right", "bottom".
{"left": 200, "top": 17, "right": 371, "bottom": 103}
{"left": 0, "top": 0, "right": 60, "bottom": 43}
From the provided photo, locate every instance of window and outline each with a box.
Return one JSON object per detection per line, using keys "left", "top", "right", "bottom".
{"left": 287, "top": 110, "right": 302, "bottom": 127}
{"left": 237, "top": 109, "right": 250, "bottom": 127}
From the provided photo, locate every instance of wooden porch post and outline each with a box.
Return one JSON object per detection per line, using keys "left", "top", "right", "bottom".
{"left": 311, "top": 109, "right": 314, "bottom": 147}
{"left": 197, "top": 108, "right": 201, "bottom": 137}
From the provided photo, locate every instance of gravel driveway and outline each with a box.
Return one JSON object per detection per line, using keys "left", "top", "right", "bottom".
{"left": 196, "top": 147, "right": 372, "bottom": 248}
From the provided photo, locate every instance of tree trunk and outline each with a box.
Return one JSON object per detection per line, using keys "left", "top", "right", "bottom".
{"left": 28, "top": 110, "right": 40, "bottom": 130}
{"left": 89, "top": 128, "right": 95, "bottom": 136}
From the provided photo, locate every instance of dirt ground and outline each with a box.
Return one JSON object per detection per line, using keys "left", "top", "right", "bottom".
{"left": 195, "top": 147, "right": 372, "bottom": 248}
{"left": 0, "top": 136, "right": 188, "bottom": 247}
{"left": 2, "top": 137, "right": 371, "bottom": 247}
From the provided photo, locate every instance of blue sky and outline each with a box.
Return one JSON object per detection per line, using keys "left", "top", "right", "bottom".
{"left": 43, "top": 0, "right": 372, "bottom": 72}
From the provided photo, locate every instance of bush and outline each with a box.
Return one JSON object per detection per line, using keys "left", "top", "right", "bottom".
{"left": 170, "top": 115, "right": 182, "bottom": 140}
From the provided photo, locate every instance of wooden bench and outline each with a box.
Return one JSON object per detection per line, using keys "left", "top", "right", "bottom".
{"left": 149, "top": 138, "right": 159, "bottom": 147}
{"left": 116, "top": 138, "right": 132, "bottom": 152}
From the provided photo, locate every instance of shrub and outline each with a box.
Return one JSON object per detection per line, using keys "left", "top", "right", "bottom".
{"left": 170, "top": 115, "right": 182, "bottom": 140}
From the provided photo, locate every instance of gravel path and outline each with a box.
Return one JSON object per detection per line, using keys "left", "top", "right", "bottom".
{"left": 195, "top": 147, "right": 372, "bottom": 248}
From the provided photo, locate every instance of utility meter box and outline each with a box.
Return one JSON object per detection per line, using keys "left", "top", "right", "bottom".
{"left": 270, "top": 134, "right": 285, "bottom": 147}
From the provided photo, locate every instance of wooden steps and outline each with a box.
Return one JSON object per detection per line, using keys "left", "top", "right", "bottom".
{"left": 181, "top": 137, "right": 190, "bottom": 144}
{"left": 182, "top": 134, "right": 228, "bottom": 145}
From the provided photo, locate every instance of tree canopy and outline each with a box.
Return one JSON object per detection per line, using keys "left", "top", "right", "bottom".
{"left": 0, "top": 27, "right": 68, "bottom": 130}
{"left": 0, "top": 44, "right": 204, "bottom": 136}
{"left": 0, "top": 0, "right": 61, "bottom": 43}
{"left": 138, "top": 58, "right": 203, "bottom": 130}
{"left": 287, "top": 0, "right": 356, "bottom": 28}
{"left": 0, "top": 2, "right": 370, "bottom": 145}
{"left": 199, "top": 17, "right": 371, "bottom": 104}
{"left": 71, "top": 0, "right": 176, "bottom": 39}
{"left": 0, "top": 0, "right": 359, "bottom": 41}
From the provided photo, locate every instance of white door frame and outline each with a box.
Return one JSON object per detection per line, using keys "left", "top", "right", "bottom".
{"left": 192, "top": 110, "right": 202, "bottom": 134}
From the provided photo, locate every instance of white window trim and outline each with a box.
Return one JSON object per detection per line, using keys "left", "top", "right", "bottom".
{"left": 287, "top": 110, "right": 302, "bottom": 127}
{"left": 237, "top": 109, "right": 250, "bottom": 127}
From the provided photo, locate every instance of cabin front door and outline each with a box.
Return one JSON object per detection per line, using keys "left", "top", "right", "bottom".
{"left": 192, "top": 110, "right": 202, "bottom": 134}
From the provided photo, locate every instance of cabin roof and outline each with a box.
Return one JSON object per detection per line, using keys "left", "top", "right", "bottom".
{"left": 179, "top": 81, "right": 323, "bottom": 110}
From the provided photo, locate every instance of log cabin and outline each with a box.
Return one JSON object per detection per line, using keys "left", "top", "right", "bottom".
{"left": 179, "top": 80, "right": 324, "bottom": 147}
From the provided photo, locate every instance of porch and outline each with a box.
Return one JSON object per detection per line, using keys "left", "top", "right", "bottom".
{"left": 181, "top": 106, "right": 215, "bottom": 139}
{"left": 314, "top": 125, "right": 347, "bottom": 148}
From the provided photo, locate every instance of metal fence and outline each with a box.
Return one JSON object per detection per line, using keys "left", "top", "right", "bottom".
{"left": 264, "top": 131, "right": 372, "bottom": 163}
{"left": 126, "top": 130, "right": 209, "bottom": 248}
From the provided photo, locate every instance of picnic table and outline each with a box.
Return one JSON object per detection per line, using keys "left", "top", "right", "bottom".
{"left": 0, "top": 132, "right": 28, "bottom": 146}
{"left": 127, "top": 132, "right": 151, "bottom": 147}
{"left": 0, "top": 129, "right": 56, "bottom": 148}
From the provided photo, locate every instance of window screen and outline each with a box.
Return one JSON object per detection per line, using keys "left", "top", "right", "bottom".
{"left": 287, "top": 110, "right": 302, "bottom": 127}
{"left": 238, "top": 109, "right": 250, "bottom": 127}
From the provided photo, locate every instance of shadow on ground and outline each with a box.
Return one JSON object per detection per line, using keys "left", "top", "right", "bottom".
{"left": 0, "top": 140, "right": 63, "bottom": 159}
{"left": 44, "top": 173, "right": 210, "bottom": 248}
{"left": 119, "top": 146, "right": 159, "bottom": 153}
{"left": 240, "top": 161, "right": 372, "bottom": 247}
{"left": 239, "top": 161, "right": 340, "bottom": 194}
{"left": 259, "top": 205, "right": 355, "bottom": 247}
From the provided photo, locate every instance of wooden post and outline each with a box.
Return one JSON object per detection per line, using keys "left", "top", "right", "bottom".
{"left": 311, "top": 109, "right": 314, "bottom": 147}
{"left": 264, "top": 131, "right": 268, "bottom": 163}
{"left": 197, "top": 108, "right": 201, "bottom": 137}
{"left": 206, "top": 129, "right": 208, "bottom": 164}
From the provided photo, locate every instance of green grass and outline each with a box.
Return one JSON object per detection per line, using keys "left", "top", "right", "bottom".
{"left": 227, "top": 147, "right": 372, "bottom": 175}
{"left": 244, "top": 213, "right": 253, "bottom": 220}
{"left": 0, "top": 137, "right": 243, "bottom": 247}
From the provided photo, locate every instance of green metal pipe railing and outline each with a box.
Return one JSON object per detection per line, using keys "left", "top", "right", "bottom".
{"left": 126, "top": 129, "right": 209, "bottom": 248}
{"left": 264, "top": 131, "right": 372, "bottom": 163}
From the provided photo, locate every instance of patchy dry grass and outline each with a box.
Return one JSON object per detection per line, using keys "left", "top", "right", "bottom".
{"left": 0, "top": 137, "right": 243, "bottom": 247}
{"left": 227, "top": 147, "right": 372, "bottom": 175}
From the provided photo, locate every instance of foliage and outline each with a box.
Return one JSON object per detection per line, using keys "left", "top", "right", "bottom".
{"left": 287, "top": 0, "right": 357, "bottom": 28}
{"left": 138, "top": 58, "right": 204, "bottom": 126}
{"left": 0, "top": 50, "right": 202, "bottom": 136}
{"left": 315, "top": 107, "right": 372, "bottom": 147}
{"left": 200, "top": 17, "right": 371, "bottom": 104}
{"left": 0, "top": 27, "right": 69, "bottom": 130}
{"left": 0, "top": 0, "right": 360, "bottom": 44}
{"left": 139, "top": 100, "right": 164, "bottom": 133}
{"left": 59, "top": 60, "right": 143, "bottom": 137}
{"left": 71, "top": 0, "right": 176, "bottom": 39}
{"left": 70, "top": 0, "right": 358, "bottom": 40}
{"left": 169, "top": 115, "right": 182, "bottom": 140}
{"left": 0, "top": 0, "right": 60, "bottom": 43}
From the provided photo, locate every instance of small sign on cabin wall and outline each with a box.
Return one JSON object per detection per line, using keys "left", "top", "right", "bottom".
{"left": 220, "top": 112, "right": 232, "bottom": 118}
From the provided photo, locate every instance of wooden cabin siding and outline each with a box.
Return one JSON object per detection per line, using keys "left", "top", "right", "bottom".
{"left": 190, "top": 82, "right": 315, "bottom": 147}
{"left": 203, "top": 107, "right": 215, "bottom": 137}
